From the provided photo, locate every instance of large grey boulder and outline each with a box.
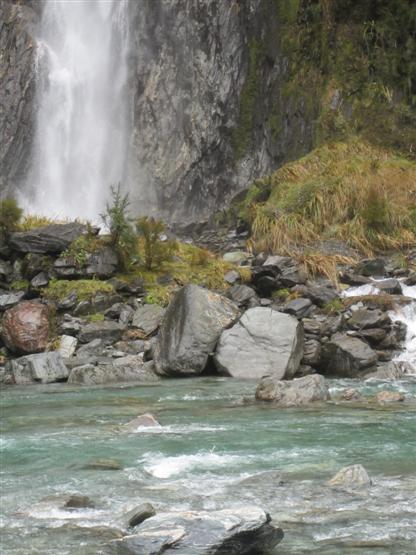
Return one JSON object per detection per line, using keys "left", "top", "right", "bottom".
{"left": 154, "top": 284, "right": 239, "bottom": 376}
{"left": 7, "top": 352, "right": 69, "bottom": 384}
{"left": 214, "top": 308, "right": 304, "bottom": 380}
{"left": 9, "top": 222, "right": 88, "bottom": 254}
{"left": 112, "top": 507, "right": 283, "bottom": 555}
{"left": 256, "top": 374, "right": 330, "bottom": 406}
{"left": 68, "top": 357, "right": 159, "bottom": 385}
{"left": 321, "top": 333, "right": 378, "bottom": 377}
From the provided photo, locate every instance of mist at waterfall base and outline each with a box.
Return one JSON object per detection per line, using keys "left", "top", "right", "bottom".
{"left": 20, "top": 0, "right": 130, "bottom": 222}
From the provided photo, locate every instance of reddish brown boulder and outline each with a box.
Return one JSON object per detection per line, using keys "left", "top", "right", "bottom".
{"left": 1, "top": 301, "right": 50, "bottom": 354}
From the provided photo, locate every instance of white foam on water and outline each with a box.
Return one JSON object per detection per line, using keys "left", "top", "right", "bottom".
{"left": 130, "top": 424, "right": 228, "bottom": 435}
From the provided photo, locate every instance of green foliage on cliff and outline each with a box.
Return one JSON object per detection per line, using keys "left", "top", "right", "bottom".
{"left": 43, "top": 278, "right": 114, "bottom": 303}
{"left": 233, "top": 0, "right": 416, "bottom": 160}
{"left": 0, "top": 198, "right": 22, "bottom": 240}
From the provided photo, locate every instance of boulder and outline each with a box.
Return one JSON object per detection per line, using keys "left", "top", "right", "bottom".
{"left": 255, "top": 374, "right": 330, "bottom": 406}
{"left": 125, "top": 503, "right": 156, "bottom": 528}
{"left": 73, "top": 293, "right": 122, "bottom": 316}
{"left": 284, "top": 297, "right": 312, "bottom": 318}
{"left": 321, "top": 333, "right": 378, "bottom": 377}
{"left": 124, "top": 413, "right": 161, "bottom": 432}
{"left": 131, "top": 304, "right": 165, "bottom": 337}
{"left": 30, "top": 271, "right": 49, "bottom": 290}
{"left": 339, "top": 388, "right": 364, "bottom": 402}
{"left": 366, "top": 361, "right": 412, "bottom": 380}
{"left": 227, "top": 284, "right": 257, "bottom": 307}
{"left": 58, "top": 335, "right": 78, "bottom": 358}
{"left": 0, "top": 260, "right": 12, "bottom": 282}
{"left": 376, "top": 390, "right": 405, "bottom": 403}
{"left": 78, "top": 321, "right": 125, "bottom": 344}
{"left": 82, "top": 459, "right": 122, "bottom": 471}
{"left": 294, "top": 284, "right": 339, "bottom": 307}
{"left": 375, "top": 278, "right": 402, "bottom": 295}
{"left": 302, "top": 339, "right": 322, "bottom": 367}
{"left": 67, "top": 357, "right": 159, "bottom": 385}
{"left": 348, "top": 309, "right": 390, "bottom": 330}
{"left": 328, "top": 464, "right": 372, "bottom": 488}
{"left": 7, "top": 352, "right": 69, "bottom": 384}
{"left": 154, "top": 284, "right": 239, "bottom": 376}
{"left": 9, "top": 222, "right": 88, "bottom": 254}
{"left": 54, "top": 246, "right": 118, "bottom": 279}
{"left": 1, "top": 301, "right": 49, "bottom": 354}
{"left": 0, "top": 290, "right": 26, "bottom": 311}
{"left": 222, "top": 251, "right": 249, "bottom": 264}
{"left": 112, "top": 507, "right": 283, "bottom": 555}
{"left": 354, "top": 258, "right": 386, "bottom": 277}
{"left": 214, "top": 308, "right": 303, "bottom": 380}
{"left": 224, "top": 270, "right": 240, "bottom": 285}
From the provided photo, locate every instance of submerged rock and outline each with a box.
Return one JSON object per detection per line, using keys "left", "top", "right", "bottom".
{"left": 376, "top": 390, "right": 405, "bottom": 403}
{"left": 1, "top": 301, "right": 49, "bottom": 354}
{"left": 256, "top": 374, "right": 329, "bottom": 406}
{"left": 63, "top": 494, "right": 95, "bottom": 510}
{"left": 154, "top": 284, "right": 239, "bottom": 376}
{"left": 112, "top": 506, "right": 283, "bottom": 555}
{"left": 328, "top": 464, "right": 372, "bottom": 488}
{"left": 82, "top": 459, "right": 122, "bottom": 471}
{"left": 124, "top": 413, "right": 161, "bottom": 432}
{"left": 214, "top": 308, "right": 303, "bottom": 380}
{"left": 125, "top": 503, "right": 156, "bottom": 528}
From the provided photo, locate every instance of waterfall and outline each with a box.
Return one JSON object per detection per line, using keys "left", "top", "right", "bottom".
{"left": 342, "top": 279, "right": 416, "bottom": 373}
{"left": 22, "top": 0, "right": 131, "bottom": 222}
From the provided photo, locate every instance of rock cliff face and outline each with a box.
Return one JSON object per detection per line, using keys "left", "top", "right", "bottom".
{"left": 0, "top": 0, "right": 315, "bottom": 221}
{"left": 0, "top": 0, "right": 39, "bottom": 195}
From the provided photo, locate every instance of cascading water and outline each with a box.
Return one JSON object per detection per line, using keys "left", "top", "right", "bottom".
{"left": 21, "top": 0, "right": 131, "bottom": 222}
{"left": 342, "top": 279, "right": 416, "bottom": 373}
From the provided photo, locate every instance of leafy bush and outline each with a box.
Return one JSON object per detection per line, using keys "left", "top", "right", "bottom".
{"left": 0, "top": 198, "right": 23, "bottom": 241}
{"left": 100, "top": 184, "right": 136, "bottom": 270}
{"left": 136, "top": 216, "right": 176, "bottom": 270}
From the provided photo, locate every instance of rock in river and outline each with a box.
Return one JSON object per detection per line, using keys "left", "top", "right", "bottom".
{"left": 256, "top": 374, "right": 330, "bottom": 406}
{"left": 154, "top": 284, "right": 239, "bottom": 376}
{"left": 328, "top": 464, "right": 372, "bottom": 488}
{"left": 214, "top": 308, "right": 304, "bottom": 380}
{"left": 112, "top": 506, "right": 283, "bottom": 555}
{"left": 321, "top": 333, "right": 378, "bottom": 377}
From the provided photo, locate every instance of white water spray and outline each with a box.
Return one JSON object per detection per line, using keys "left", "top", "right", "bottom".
{"left": 23, "top": 0, "right": 130, "bottom": 221}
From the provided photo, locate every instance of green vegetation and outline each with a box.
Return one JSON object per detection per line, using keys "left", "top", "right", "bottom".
{"left": 61, "top": 231, "right": 103, "bottom": 268}
{"left": 88, "top": 313, "right": 105, "bottom": 323}
{"left": 0, "top": 198, "right": 22, "bottom": 241}
{"left": 100, "top": 184, "right": 136, "bottom": 270}
{"left": 323, "top": 298, "right": 344, "bottom": 315}
{"left": 10, "top": 279, "right": 29, "bottom": 291}
{"left": 43, "top": 278, "right": 114, "bottom": 303}
{"left": 242, "top": 140, "right": 416, "bottom": 256}
{"left": 136, "top": 216, "right": 176, "bottom": 271}
{"left": 18, "top": 214, "right": 67, "bottom": 231}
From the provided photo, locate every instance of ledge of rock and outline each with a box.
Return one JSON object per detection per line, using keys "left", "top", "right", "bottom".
{"left": 255, "top": 374, "right": 330, "bottom": 406}
{"left": 9, "top": 222, "right": 89, "bottom": 254}
{"left": 214, "top": 308, "right": 304, "bottom": 380}
{"left": 112, "top": 507, "right": 284, "bottom": 555}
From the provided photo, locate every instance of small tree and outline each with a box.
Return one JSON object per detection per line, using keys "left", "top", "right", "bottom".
{"left": 100, "top": 184, "right": 136, "bottom": 270}
{"left": 0, "top": 198, "right": 23, "bottom": 242}
{"left": 136, "top": 216, "right": 173, "bottom": 270}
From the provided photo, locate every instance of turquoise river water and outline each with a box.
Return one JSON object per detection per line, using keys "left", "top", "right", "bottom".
{"left": 1, "top": 377, "right": 415, "bottom": 554}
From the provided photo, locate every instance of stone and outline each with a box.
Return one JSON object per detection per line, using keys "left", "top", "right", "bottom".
{"left": 294, "top": 284, "right": 339, "bottom": 307}
{"left": 222, "top": 251, "right": 249, "bottom": 264}
{"left": 82, "top": 459, "right": 122, "bottom": 471}
{"left": 84, "top": 246, "right": 118, "bottom": 278}
{"left": 0, "top": 290, "right": 26, "bottom": 311}
{"left": 339, "top": 388, "right": 364, "bottom": 401}
{"left": 60, "top": 314, "right": 83, "bottom": 336}
{"left": 376, "top": 390, "right": 405, "bottom": 403}
{"left": 112, "top": 507, "right": 283, "bottom": 555}
{"left": 224, "top": 270, "right": 240, "bottom": 285}
{"left": 227, "top": 284, "right": 257, "bottom": 307}
{"left": 68, "top": 356, "right": 159, "bottom": 385}
{"left": 126, "top": 503, "right": 156, "bottom": 528}
{"left": 348, "top": 309, "right": 390, "bottom": 330}
{"left": 302, "top": 318, "right": 323, "bottom": 336}
{"left": 284, "top": 297, "right": 312, "bottom": 318}
{"left": 256, "top": 374, "right": 330, "bottom": 405}
{"left": 339, "top": 272, "right": 371, "bottom": 286}
{"left": 131, "top": 304, "right": 165, "bottom": 337}
{"left": 254, "top": 275, "right": 278, "bottom": 296}
{"left": 214, "top": 308, "right": 304, "bottom": 380}
{"left": 375, "top": 278, "right": 402, "bottom": 295}
{"left": 328, "top": 464, "right": 372, "bottom": 488}
{"left": 78, "top": 321, "right": 125, "bottom": 344}
{"left": 354, "top": 258, "right": 386, "bottom": 277}
{"left": 58, "top": 335, "right": 78, "bottom": 358}
{"left": 73, "top": 293, "right": 122, "bottom": 316}
{"left": 0, "top": 260, "right": 12, "bottom": 282}
{"left": 359, "top": 328, "right": 387, "bottom": 345}
{"left": 321, "top": 333, "right": 378, "bottom": 377}
{"left": 124, "top": 413, "right": 161, "bottom": 431}
{"left": 7, "top": 352, "right": 69, "bottom": 384}
{"left": 30, "top": 271, "right": 49, "bottom": 290}
{"left": 302, "top": 339, "right": 322, "bottom": 367}
{"left": 63, "top": 495, "right": 95, "bottom": 510}
{"left": 9, "top": 222, "right": 88, "bottom": 254}
{"left": 366, "top": 361, "right": 412, "bottom": 380}
{"left": 1, "top": 301, "right": 49, "bottom": 354}
{"left": 154, "top": 284, "right": 239, "bottom": 376}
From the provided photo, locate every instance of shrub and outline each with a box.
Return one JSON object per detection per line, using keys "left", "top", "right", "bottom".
{"left": 0, "top": 198, "right": 23, "bottom": 241}
{"left": 100, "top": 184, "right": 136, "bottom": 270}
{"left": 136, "top": 216, "right": 176, "bottom": 270}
